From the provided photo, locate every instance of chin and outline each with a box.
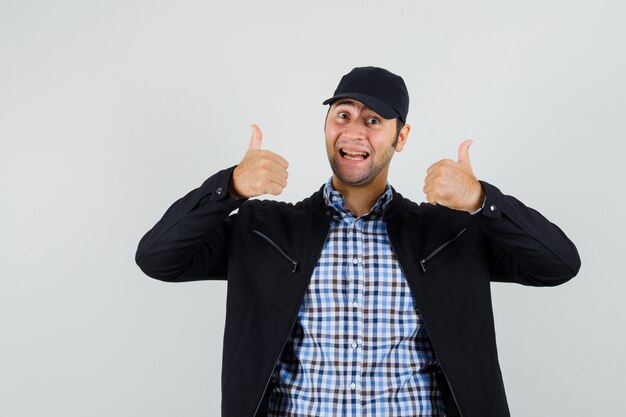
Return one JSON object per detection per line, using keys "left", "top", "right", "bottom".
{"left": 332, "top": 168, "right": 375, "bottom": 188}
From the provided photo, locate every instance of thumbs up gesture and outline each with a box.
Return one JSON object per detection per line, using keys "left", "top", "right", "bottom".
{"left": 229, "top": 124, "right": 289, "bottom": 199}
{"left": 423, "top": 139, "right": 485, "bottom": 213}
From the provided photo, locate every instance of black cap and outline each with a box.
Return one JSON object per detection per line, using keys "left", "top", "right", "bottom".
{"left": 323, "top": 66, "right": 409, "bottom": 123}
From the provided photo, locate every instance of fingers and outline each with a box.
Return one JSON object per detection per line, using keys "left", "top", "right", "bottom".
{"left": 422, "top": 170, "right": 438, "bottom": 195}
{"left": 457, "top": 139, "right": 473, "bottom": 165}
{"left": 231, "top": 160, "right": 288, "bottom": 199}
{"left": 264, "top": 150, "right": 289, "bottom": 170}
{"left": 423, "top": 174, "right": 445, "bottom": 203}
{"left": 426, "top": 159, "right": 454, "bottom": 174}
{"left": 246, "top": 124, "right": 288, "bottom": 169}
{"left": 267, "top": 178, "right": 288, "bottom": 196}
{"left": 422, "top": 140, "right": 480, "bottom": 211}
{"left": 260, "top": 165, "right": 289, "bottom": 187}
{"left": 249, "top": 150, "right": 289, "bottom": 174}
{"left": 248, "top": 124, "right": 263, "bottom": 151}
{"left": 252, "top": 167, "right": 289, "bottom": 196}
{"left": 232, "top": 125, "right": 290, "bottom": 198}
{"left": 427, "top": 140, "right": 474, "bottom": 173}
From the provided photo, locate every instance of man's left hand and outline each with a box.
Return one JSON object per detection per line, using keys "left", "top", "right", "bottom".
{"left": 423, "top": 139, "right": 485, "bottom": 213}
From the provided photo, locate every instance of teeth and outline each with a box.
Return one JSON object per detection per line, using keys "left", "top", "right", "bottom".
{"left": 341, "top": 149, "right": 368, "bottom": 160}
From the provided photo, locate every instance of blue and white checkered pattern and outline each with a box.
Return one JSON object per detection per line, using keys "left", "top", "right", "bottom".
{"left": 267, "top": 179, "right": 445, "bottom": 416}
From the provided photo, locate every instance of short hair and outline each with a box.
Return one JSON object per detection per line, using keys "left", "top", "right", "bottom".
{"left": 395, "top": 119, "right": 405, "bottom": 139}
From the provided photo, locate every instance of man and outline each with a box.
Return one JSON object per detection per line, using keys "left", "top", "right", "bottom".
{"left": 135, "top": 66, "right": 580, "bottom": 417}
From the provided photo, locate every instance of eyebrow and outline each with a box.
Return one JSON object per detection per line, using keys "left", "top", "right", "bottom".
{"left": 332, "top": 99, "right": 382, "bottom": 119}
{"left": 333, "top": 99, "right": 358, "bottom": 108}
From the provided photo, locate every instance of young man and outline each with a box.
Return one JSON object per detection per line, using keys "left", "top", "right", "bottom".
{"left": 136, "top": 66, "right": 580, "bottom": 417}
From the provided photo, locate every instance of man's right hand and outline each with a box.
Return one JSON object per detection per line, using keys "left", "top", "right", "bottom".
{"left": 229, "top": 124, "right": 289, "bottom": 199}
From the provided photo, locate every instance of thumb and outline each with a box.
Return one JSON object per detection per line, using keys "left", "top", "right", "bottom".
{"left": 457, "top": 139, "right": 473, "bottom": 165}
{"left": 248, "top": 124, "right": 263, "bottom": 150}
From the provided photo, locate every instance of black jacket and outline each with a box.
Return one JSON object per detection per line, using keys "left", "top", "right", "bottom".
{"left": 135, "top": 166, "right": 581, "bottom": 417}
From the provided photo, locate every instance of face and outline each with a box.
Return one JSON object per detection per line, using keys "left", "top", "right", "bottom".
{"left": 324, "top": 99, "right": 409, "bottom": 190}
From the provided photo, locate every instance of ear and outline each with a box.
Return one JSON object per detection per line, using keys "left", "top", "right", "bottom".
{"left": 395, "top": 123, "right": 411, "bottom": 152}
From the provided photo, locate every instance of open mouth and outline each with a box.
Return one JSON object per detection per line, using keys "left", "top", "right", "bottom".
{"left": 340, "top": 148, "right": 370, "bottom": 161}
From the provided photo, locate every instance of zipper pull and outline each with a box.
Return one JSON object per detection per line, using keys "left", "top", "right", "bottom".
{"left": 420, "top": 259, "right": 428, "bottom": 273}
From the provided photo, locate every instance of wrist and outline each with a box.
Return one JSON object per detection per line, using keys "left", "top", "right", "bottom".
{"left": 228, "top": 168, "right": 246, "bottom": 200}
{"left": 466, "top": 181, "right": 486, "bottom": 213}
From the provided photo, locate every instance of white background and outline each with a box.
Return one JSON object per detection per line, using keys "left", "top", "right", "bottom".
{"left": 1, "top": 0, "right": 625, "bottom": 415}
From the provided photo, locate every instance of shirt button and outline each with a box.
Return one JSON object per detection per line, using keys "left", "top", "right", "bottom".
{"left": 352, "top": 300, "right": 359, "bottom": 307}
{"left": 490, "top": 204, "right": 496, "bottom": 211}
{"left": 350, "top": 382, "right": 356, "bottom": 390}
{"left": 352, "top": 257, "right": 359, "bottom": 265}
{"left": 351, "top": 341, "right": 358, "bottom": 349}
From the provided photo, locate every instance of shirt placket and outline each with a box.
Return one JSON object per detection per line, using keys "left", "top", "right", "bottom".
{"left": 346, "top": 216, "right": 365, "bottom": 416}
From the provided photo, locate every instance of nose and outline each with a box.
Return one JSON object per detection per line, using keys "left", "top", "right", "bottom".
{"left": 341, "top": 119, "right": 367, "bottom": 141}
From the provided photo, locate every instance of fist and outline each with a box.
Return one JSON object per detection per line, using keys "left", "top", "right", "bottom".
{"left": 423, "top": 139, "right": 485, "bottom": 212}
{"left": 229, "top": 125, "right": 289, "bottom": 199}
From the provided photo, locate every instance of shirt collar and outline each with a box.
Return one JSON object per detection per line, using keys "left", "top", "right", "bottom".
{"left": 323, "top": 177, "right": 393, "bottom": 217}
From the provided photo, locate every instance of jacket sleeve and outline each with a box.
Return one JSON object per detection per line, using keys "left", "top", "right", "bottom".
{"left": 477, "top": 181, "right": 581, "bottom": 286}
{"left": 135, "top": 166, "right": 244, "bottom": 282}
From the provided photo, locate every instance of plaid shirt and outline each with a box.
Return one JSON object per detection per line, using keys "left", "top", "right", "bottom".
{"left": 267, "top": 179, "right": 445, "bottom": 416}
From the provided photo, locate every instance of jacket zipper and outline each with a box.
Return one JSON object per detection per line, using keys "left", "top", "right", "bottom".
{"left": 250, "top": 227, "right": 330, "bottom": 416}
{"left": 388, "top": 235, "right": 464, "bottom": 416}
{"left": 252, "top": 229, "right": 298, "bottom": 273}
{"left": 419, "top": 228, "right": 467, "bottom": 272}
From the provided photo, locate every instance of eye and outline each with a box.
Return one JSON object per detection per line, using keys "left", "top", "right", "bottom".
{"left": 338, "top": 111, "right": 349, "bottom": 119}
{"left": 366, "top": 117, "right": 380, "bottom": 125}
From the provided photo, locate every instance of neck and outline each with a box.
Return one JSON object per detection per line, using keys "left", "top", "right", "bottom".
{"left": 332, "top": 175, "right": 388, "bottom": 217}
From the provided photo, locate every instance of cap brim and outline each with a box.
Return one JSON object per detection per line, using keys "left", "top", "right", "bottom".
{"left": 323, "top": 93, "right": 401, "bottom": 121}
